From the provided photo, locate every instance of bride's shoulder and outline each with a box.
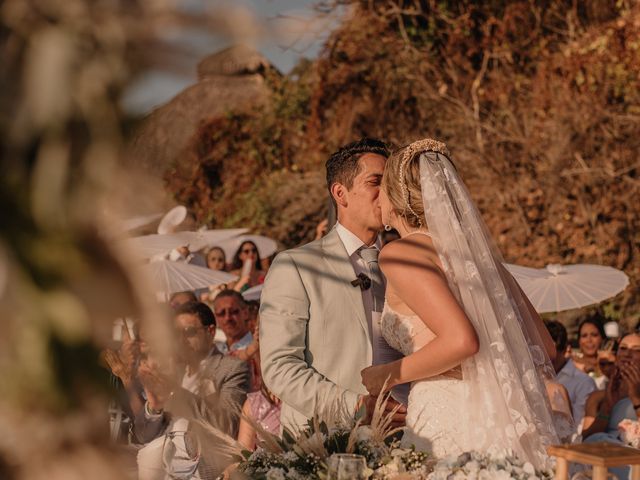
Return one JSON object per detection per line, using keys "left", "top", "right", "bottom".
{"left": 379, "top": 237, "right": 441, "bottom": 276}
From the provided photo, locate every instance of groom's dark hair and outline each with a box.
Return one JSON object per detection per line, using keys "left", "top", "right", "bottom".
{"left": 326, "top": 138, "right": 390, "bottom": 193}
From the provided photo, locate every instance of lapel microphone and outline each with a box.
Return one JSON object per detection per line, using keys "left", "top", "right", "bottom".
{"left": 351, "top": 273, "right": 372, "bottom": 291}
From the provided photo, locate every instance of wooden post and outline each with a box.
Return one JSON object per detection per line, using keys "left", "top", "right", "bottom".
{"left": 554, "top": 458, "right": 568, "bottom": 480}
{"left": 592, "top": 466, "right": 608, "bottom": 480}
{"left": 631, "top": 464, "right": 640, "bottom": 480}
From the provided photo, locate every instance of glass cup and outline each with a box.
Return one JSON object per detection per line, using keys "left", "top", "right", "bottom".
{"left": 327, "top": 453, "right": 369, "bottom": 480}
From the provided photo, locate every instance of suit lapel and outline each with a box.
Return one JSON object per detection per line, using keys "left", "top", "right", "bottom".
{"left": 321, "top": 229, "right": 370, "bottom": 341}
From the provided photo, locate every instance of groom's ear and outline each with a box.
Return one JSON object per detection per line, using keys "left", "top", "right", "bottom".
{"left": 330, "top": 182, "right": 348, "bottom": 208}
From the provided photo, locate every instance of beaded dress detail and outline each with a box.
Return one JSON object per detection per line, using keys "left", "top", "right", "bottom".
{"left": 380, "top": 302, "right": 471, "bottom": 457}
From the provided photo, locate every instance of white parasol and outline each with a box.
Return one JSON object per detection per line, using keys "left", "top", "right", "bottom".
{"left": 157, "top": 206, "right": 187, "bottom": 234}
{"left": 139, "top": 260, "right": 237, "bottom": 297}
{"left": 241, "top": 284, "right": 263, "bottom": 302}
{"left": 122, "top": 228, "right": 249, "bottom": 260}
{"left": 117, "top": 213, "right": 164, "bottom": 233}
{"left": 504, "top": 263, "right": 630, "bottom": 313}
{"left": 217, "top": 235, "right": 278, "bottom": 261}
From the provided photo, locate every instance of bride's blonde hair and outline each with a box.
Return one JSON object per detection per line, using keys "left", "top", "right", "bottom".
{"left": 382, "top": 138, "right": 450, "bottom": 229}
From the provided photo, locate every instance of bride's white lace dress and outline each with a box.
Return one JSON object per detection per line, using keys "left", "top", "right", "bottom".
{"left": 380, "top": 302, "right": 575, "bottom": 459}
{"left": 381, "top": 303, "right": 472, "bottom": 457}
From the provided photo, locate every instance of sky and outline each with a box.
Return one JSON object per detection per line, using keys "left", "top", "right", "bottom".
{"left": 122, "top": 0, "right": 340, "bottom": 115}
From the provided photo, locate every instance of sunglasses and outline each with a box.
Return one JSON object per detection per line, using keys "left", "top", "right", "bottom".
{"left": 178, "top": 326, "right": 206, "bottom": 338}
{"left": 215, "top": 308, "right": 241, "bottom": 317}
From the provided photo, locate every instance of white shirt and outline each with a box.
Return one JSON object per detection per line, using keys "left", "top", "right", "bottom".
{"left": 215, "top": 331, "right": 253, "bottom": 355}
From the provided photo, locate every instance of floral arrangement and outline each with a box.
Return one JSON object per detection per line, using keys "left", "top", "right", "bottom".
{"left": 235, "top": 436, "right": 430, "bottom": 479}
{"left": 229, "top": 394, "right": 432, "bottom": 479}
{"left": 618, "top": 419, "right": 640, "bottom": 448}
{"left": 428, "top": 451, "right": 553, "bottom": 480}
{"left": 226, "top": 392, "right": 554, "bottom": 480}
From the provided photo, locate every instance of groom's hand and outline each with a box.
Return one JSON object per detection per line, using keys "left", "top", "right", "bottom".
{"left": 358, "top": 395, "right": 407, "bottom": 428}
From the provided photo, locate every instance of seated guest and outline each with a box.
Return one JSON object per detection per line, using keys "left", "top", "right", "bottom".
{"left": 546, "top": 320, "right": 597, "bottom": 427}
{"left": 205, "top": 246, "right": 227, "bottom": 271}
{"left": 134, "top": 301, "right": 250, "bottom": 443}
{"left": 213, "top": 290, "right": 254, "bottom": 354}
{"left": 230, "top": 241, "right": 267, "bottom": 291}
{"left": 573, "top": 314, "right": 606, "bottom": 375}
{"left": 582, "top": 332, "right": 640, "bottom": 480}
{"left": 230, "top": 303, "right": 261, "bottom": 392}
{"left": 237, "top": 383, "right": 281, "bottom": 451}
{"left": 169, "top": 290, "right": 197, "bottom": 308}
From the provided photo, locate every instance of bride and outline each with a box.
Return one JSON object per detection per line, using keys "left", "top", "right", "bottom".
{"left": 360, "top": 139, "right": 567, "bottom": 469}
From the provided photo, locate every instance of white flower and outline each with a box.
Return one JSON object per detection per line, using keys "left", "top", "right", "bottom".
{"left": 522, "top": 462, "right": 535, "bottom": 475}
{"left": 265, "top": 467, "right": 287, "bottom": 480}
{"left": 282, "top": 451, "right": 298, "bottom": 463}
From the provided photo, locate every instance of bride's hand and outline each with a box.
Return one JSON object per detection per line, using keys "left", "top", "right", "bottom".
{"left": 360, "top": 365, "right": 392, "bottom": 396}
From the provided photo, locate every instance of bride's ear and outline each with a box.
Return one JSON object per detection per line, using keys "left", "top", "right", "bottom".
{"left": 330, "top": 183, "right": 348, "bottom": 208}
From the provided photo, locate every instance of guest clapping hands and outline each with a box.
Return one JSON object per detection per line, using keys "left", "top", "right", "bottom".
{"left": 582, "top": 333, "right": 640, "bottom": 439}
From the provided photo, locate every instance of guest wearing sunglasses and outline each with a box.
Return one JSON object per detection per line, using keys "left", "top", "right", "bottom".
{"left": 212, "top": 290, "right": 256, "bottom": 355}
{"left": 230, "top": 241, "right": 267, "bottom": 291}
{"left": 134, "top": 301, "right": 250, "bottom": 444}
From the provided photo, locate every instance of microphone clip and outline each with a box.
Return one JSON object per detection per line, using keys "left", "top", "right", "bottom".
{"left": 351, "top": 273, "right": 371, "bottom": 291}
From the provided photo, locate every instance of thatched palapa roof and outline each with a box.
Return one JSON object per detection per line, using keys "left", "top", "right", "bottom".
{"left": 128, "top": 45, "right": 273, "bottom": 173}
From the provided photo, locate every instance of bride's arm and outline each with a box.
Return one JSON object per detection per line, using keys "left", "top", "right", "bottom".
{"left": 361, "top": 240, "right": 479, "bottom": 395}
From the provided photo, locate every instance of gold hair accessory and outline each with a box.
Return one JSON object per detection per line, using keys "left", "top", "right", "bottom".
{"left": 398, "top": 139, "right": 450, "bottom": 226}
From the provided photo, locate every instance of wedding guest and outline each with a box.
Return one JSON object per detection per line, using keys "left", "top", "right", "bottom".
{"left": 245, "top": 300, "right": 260, "bottom": 334}
{"left": 133, "top": 301, "right": 250, "bottom": 443}
{"left": 102, "top": 323, "right": 144, "bottom": 442}
{"left": 573, "top": 315, "right": 606, "bottom": 376}
{"left": 546, "top": 320, "right": 596, "bottom": 426}
{"left": 230, "top": 303, "right": 261, "bottom": 392}
{"left": 237, "top": 383, "right": 281, "bottom": 451}
{"left": 213, "top": 290, "right": 254, "bottom": 354}
{"left": 230, "top": 241, "right": 266, "bottom": 291}
{"left": 206, "top": 246, "right": 227, "bottom": 271}
{"left": 582, "top": 332, "right": 640, "bottom": 479}
{"left": 169, "top": 290, "right": 197, "bottom": 308}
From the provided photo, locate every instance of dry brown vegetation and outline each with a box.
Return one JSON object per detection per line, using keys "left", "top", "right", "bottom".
{"left": 167, "top": 0, "right": 640, "bottom": 325}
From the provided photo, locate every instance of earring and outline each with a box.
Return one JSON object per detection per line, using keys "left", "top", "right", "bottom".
{"left": 384, "top": 224, "right": 392, "bottom": 232}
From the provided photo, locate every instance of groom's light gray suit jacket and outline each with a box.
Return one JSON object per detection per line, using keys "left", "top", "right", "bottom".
{"left": 260, "top": 228, "right": 398, "bottom": 431}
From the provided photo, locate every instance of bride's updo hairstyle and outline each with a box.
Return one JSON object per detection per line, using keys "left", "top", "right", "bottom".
{"left": 382, "top": 138, "right": 451, "bottom": 229}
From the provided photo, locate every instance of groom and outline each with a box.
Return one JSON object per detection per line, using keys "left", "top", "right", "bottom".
{"left": 260, "top": 138, "right": 407, "bottom": 431}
